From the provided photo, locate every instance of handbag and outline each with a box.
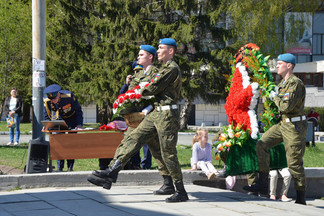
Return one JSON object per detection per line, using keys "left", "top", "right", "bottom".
{"left": 6, "top": 115, "right": 16, "bottom": 128}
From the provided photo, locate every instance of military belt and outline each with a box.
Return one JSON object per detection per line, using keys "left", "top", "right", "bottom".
{"left": 156, "top": 105, "right": 178, "bottom": 112}
{"left": 282, "top": 115, "right": 306, "bottom": 123}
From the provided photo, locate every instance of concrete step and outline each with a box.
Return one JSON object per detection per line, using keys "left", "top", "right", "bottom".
{"left": 1, "top": 168, "right": 323, "bottom": 198}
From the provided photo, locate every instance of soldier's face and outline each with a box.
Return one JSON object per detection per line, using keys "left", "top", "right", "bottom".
{"left": 50, "top": 93, "right": 60, "bottom": 104}
{"left": 276, "top": 60, "right": 289, "bottom": 77}
{"left": 137, "top": 50, "right": 152, "bottom": 67}
{"left": 157, "top": 44, "right": 172, "bottom": 63}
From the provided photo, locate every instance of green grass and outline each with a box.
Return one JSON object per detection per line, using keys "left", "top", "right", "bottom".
{"left": 0, "top": 144, "right": 224, "bottom": 172}
{"left": 0, "top": 121, "right": 323, "bottom": 171}
{"left": 0, "top": 143, "right": 323, "bottom": 172}
{"left": 0, "top": 121, "right": 33, "bottom": 134}
{"left": 303, "top": 143, "right": 324, "bottom": 167}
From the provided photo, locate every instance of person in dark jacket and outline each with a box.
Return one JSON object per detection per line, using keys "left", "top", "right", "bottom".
{"left": 4, "top": 87, "right": 23, "bottom": 146}
{"left": 43, "top": 84, "right": 83, "bottom": 171}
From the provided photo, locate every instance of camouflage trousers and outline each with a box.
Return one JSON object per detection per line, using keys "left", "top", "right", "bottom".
{"left": 110, "top": 109, "right": 183, "bottom": 183}
{"left": 257, "top": 120, "right": 307, "bottom": 191}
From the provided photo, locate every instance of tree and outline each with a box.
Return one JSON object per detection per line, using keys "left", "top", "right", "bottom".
{"left": 45, "top": 0, "right": 321, "bottom": 126}
{"left": 0, "top": 0, "right": 32, "bottom": 122}
{"left": 69, "top": 0, "right": 233, "bottom": 125}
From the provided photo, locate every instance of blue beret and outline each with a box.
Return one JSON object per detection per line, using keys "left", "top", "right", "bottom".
{"left": 159, "top": 38, "right": 177, "bottom": 47}
{"left": 277, "top": 53, "right": 296, "bottom": 65}
{"left": 44, "top": 84, "right": 61, "bottom": 99}
{"left": 134, "top": 64, "right": 143, "bottom": 71}
{"left": 131, "top": 61, "right": 138, "bottom": 70}
{"left": 140, "top": 45, "right": 156, "bottom": 56}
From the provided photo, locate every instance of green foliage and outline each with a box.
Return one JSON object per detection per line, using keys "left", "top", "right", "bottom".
{"left": 224, "top": 0, "right": 319, "bottom": 54}
{"left": 45, "top": 0, "right": 235, "bottom": 122}
{"left": 1, "top": 0, "right": 318, "bottom": 125}
{"left": 0, "top": 0, "right": 32, "bottom": 111}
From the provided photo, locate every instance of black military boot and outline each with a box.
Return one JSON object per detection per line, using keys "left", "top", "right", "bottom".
{"left": 87, "top": 159, "right": 123, "bottom": 190}
{"left": 87, "top": 175, "right": 113, "bottom": 189}
{"left": 153, "top": 175, "right": 175, "bottom": 195}
{"left": 295, "top": 190, "right": 306, "bottom": 205}
{"left": 243, "top": 172, "right": 269, "bottom": 196}
{"left": 165, "top": 181, "right": 189, "bottom": 203}
{"left": 93, "top": 159, "right": 123, "bottom": 183}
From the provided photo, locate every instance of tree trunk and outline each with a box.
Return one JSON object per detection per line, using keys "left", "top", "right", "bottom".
{"left": 97, "top": 106, "right": 108, "bottom": 125}
{"left": 97, "top": 101, "right": 113, "bottom": 125}
{"left": 179, "top": 99, "right": 193, "bottom": 130}
{"left": 21, "top": 102, "right": 31, "bottom": 123}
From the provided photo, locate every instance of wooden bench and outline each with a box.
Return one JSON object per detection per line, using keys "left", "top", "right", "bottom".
{"left": 47, "top": 130, "right": 124, "bottom": 160}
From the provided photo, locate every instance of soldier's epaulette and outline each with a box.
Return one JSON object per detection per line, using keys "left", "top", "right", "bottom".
{"left": 44, "top": 98, "right": 51, "bottom": 103}
{"left": 60, "top": 93, "right": 72, "bottom": 98}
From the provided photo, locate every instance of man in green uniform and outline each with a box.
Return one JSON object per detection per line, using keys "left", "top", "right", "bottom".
{"left": 88, "top": 38, "right": 188, "bottom": 203}
{"left": 110, "top": 45, "right": 159, "bottom": 168}
{"left": 243, "top": 53, "right": 308, "bottom": 205}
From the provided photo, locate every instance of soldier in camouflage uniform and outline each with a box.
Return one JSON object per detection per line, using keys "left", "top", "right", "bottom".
{"left": 88, "top": 38, "right": 188, "bottom": 203}
{"left": 101, "top": 45, "right": 159, "bottom": 167}
{"left": 244, "top": 53, "right": 308, "bottom": 205}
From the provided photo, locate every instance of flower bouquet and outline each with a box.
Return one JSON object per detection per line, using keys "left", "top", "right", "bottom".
{"left": 112, "top": 82, "right": 155, "bottom": 127}
{"left": 215, "top": 43, "right": 287, "bottom": 175}
{"left": 214, "top": 123, "right": 250, "bottom": 160}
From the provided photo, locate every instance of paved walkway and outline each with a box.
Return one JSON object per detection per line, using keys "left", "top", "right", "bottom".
{"left": 0, "top": 185, "right": 323, "bottom": 216}
{"left": 0, "top": 134, "right": 35, "bottom": 146}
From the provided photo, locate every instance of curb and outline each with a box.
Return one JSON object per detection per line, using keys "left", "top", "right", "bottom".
{"left": 0, "top": 131, "right": 32, "bottom": 135}
{"left": 1, "top": 168, "right": 324, "bottom": 198}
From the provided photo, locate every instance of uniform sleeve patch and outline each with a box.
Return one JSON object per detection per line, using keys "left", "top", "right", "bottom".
{"left": 283, "top": 93, "right": 290, "bottom": 100}
{"left": 154, "top": 73, "right": 160, "bottom": 82}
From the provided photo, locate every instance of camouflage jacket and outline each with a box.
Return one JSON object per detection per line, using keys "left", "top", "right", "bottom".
{"left": 273, "top": 74, "right": 306, "bottom": 118}
{"left": 142, "top": 60, "right": 182, "bottom": 106}
{"left": 129, "top": 65, "right": 159, "bottom": 89}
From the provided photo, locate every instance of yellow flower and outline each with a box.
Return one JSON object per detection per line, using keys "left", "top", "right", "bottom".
{"left": 217, "top": 144, "right": 224, "bottom": 151}
{"left": 225, "top": 140, "right": 232, "bottom": 147}
{"left": 215, "top": 155, "right": 220, "bottom": 160}
{"left": 234, "top": 131, "right": 241, "bottom": 138}
{"left": 219, "top": 133, "right": 227, "bottom": 141}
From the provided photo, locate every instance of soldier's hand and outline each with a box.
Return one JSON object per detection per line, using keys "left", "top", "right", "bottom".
{"left": 75, "top": 125, "right": 83, "bottom": 130}
{"left": 269, "top": 91, "right": 277, "bottom": 101}
{"left": 126, "top": 75, "right": 133, "bottom": 85}
{"left": 141, "top": 105, "right": 153, "bottom": 116}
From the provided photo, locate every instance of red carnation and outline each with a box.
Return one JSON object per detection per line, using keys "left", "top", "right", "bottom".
{"left": 134, "top": 85, "right": 140, "bottom": 89}
{"left": 118, "top": 97, "right": 124, "bottom": 104}
{"left": 118, "top": 94, "right": 125, "bottom": 98}
{"left": 135, "top": 94, "right": 141, "bottom": 99}
{"left": 113, "top": 102, "right": 118, "bottom": 109}
{"left": 129, "top": 94, "right": 135, "bottom": 99}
